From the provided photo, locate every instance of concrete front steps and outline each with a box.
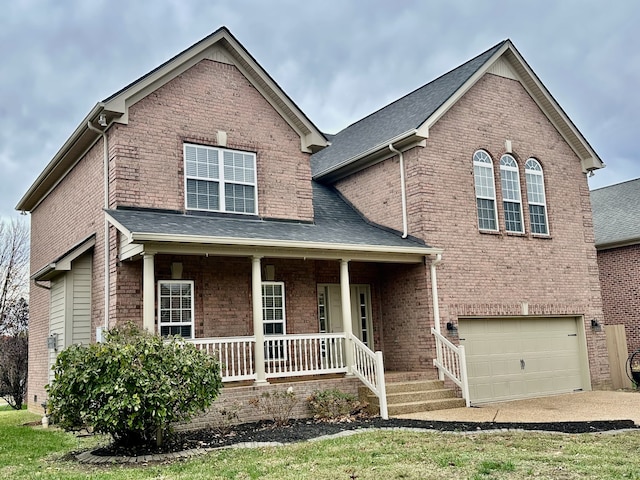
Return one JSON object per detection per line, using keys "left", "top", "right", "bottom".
{"left": 360, "top": 371, "right": 466, "bottom": 416}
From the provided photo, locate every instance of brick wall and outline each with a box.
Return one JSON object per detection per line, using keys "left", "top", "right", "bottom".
{"left": 379, "top": 263, "right": 435, "bottom": 372}
{"left": 110, "top": 59, "right": 314, "bottom": 222}
{"left": 116, "top": 255, "right": 385, "bottom": 340}
{"left": 28, "top": 139, "right": 107, "bottom": 412}
{"left": 598, "top": 244, "right": 640, "bottom": 356}
{"left": 334, "top": 73, "right": 610, "bottom": 389}
{"left": 179, "top": 376, "right": 361, "bottom": 431}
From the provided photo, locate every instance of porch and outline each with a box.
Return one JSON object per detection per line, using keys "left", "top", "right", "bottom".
{"left": 105, "top": 206, "right": 471, "bottom": 417}
{"left": 186, "top": 328, "right": 470, "bottom": 418}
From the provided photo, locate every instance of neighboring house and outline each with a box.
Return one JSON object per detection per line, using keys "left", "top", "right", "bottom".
{"left": 17, "top": 27, "right": 610, "bottom": 418}
{"left": 592, "top": 179, "right": 640, "bottom": 357}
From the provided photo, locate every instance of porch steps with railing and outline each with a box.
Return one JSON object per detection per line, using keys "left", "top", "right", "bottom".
{"left": 360, "top": 372, "right": 465, "bottom": 416}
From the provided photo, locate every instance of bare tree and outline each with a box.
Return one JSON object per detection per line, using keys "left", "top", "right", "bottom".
{"left": 0, "top": 218, "right": 29, "bottom": 409}
{"left": 0, "top": 218, "right": 29, "bottom": 335}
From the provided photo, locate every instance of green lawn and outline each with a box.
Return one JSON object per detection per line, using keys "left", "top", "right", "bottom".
{"left": 1, "top": 409, "right": 640, "bottom": 479}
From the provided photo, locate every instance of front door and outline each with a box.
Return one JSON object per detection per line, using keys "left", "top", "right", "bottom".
{"left": 317, "top": 284, "right": 373, "bottom": 348}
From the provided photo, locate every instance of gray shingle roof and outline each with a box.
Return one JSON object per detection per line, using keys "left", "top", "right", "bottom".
{"left": 107, "top": 182, "right": 431, "bottom": 251}
{"left": 310, "top": 41, "right": 506, "bottom": 178}
{"left": 591, "top": 178, "right": 640, "bottom": 248}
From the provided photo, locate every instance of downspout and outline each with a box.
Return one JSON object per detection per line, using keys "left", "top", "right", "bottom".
{"left": 87, "top": 118, "right": 110, "bottom": 331}
{"left": 389, "top": 144, "right": 408, "bottom": 238}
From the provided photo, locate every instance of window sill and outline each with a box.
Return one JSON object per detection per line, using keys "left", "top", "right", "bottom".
{"left": 531, "top": 233, "right": 552, "bottom": 240}
{"left": 479, "top": 229, "right": 501, "bottom": 235}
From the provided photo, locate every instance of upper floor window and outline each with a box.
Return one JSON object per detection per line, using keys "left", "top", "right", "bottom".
{"left": 473, "top": 150, "right": 498, "bottom": 231}
{"left": 184, "top": 144, "right": 257, "bottom": 214}
{"left": 499, "top": 155, "right": 524, "bottom": 233}
{"left": 525, "top": 158, "right": 549, "bottom": 235}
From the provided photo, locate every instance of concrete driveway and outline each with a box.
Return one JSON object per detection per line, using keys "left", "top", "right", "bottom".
{"left": 395, "top": 391, "right": 640, "bottom": 424}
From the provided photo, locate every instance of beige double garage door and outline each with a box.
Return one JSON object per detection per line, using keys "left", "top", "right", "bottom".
{"left": 458, "top": 317, "right": 591, "bottom": 404}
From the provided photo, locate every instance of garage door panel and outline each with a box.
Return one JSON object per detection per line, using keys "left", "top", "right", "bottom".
{"left": 459, "top": 317, "right": 586, "bottom": 404}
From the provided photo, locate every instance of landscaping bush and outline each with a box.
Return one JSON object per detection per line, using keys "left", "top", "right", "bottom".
{"left": 307, "top": 388, "right": 367, "bottom": 420}
{"left": 249, "top": 387, "right": 298, "bottom": 426}
{"left": 46, "top": 324, "right": 222, "bottom": 447}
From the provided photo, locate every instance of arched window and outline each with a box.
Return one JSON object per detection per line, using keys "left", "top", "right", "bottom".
{"left": 525, "top": 158, "right": 549, "bottom": 235}
{"left": 473, "top": 150, "right": 498, "bottom": 231}
{"left": 499, "top": 155, "right": 524, "bottom": 233}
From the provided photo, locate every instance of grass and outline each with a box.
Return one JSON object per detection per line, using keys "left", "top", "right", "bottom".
{"left": 1, "top": 410, "right": 640, "bottom": 479}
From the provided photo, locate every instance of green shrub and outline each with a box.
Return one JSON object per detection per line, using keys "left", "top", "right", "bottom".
{"left": 307, "top": 389, "right": 367, "bottom": 420}
{"left": 46, "top": 324, "right": 222, "bottom": 447}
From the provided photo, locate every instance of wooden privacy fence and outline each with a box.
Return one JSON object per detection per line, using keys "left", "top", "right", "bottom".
{"left": 605, "top": 324, "right": 633, "bottom": 389}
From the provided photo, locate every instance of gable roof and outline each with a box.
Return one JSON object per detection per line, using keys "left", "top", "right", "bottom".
{"left": 311, "top": 40, "right": 604, "bottom": 181}
{"left": 106, "top": 182, "right": 438, "bottom": 262}
{"left": 16, "top": 26, "right": 328, "bottom": 212}
{"left": 591, "top": 178, "right": 640, "bottom": 249}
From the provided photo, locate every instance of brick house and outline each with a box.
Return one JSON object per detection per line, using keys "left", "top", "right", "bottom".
{"left": 17, "top": 27, "right": 610, "bottom": 418}
{"left": 592, "top": 179, "right": 640, "bottom": 357}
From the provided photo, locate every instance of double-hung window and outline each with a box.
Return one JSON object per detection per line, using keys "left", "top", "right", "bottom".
{"left": 262, "top": 282, "right": 286, "bottom": 360}
{"left": 184, "top": 143, "right": 257, "bottom": 214}
{"left": 473, "top": 150, "right": 498, "bottom": 231}
{"left": 525, "top": 158, "right": 549, "bottom": 235}
{"left": 158, "top": 280, "right": 194, "bottom": 338}
{"left": 499, "top": 155, "right": 524, "bottom": 233}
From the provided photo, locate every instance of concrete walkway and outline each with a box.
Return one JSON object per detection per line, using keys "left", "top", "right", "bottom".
{"left": 395, "top": 391, "right": 640, "bottom": 424}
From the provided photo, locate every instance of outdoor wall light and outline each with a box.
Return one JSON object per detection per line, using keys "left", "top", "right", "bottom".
{"left": 47, "top": 333, "right": 58, "bottom": 351}
{"left": 446, "top": 322, "right": 458, "bottom": 332}
{"left": 591, "top": 319, "right": 602, "bottom": 331}
{"left": 98, "top": 113, "right": 108, "bottom": 127}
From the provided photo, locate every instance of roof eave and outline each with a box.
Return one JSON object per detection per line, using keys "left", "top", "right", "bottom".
{"left": 16, "top": 103, "right": 109, "bottom": 212}
{"left": 31, "top": 234, "right": 96, "bottom": 281}
{"left": 130, "top": 231, "right": 439, "bottom": 256}
{"left": 17, "top": 27, "right": 329, "bottom": 212}
{"left": 595, "top": 237, "right": 640, "bottom": 251}
{"left": 313, "top": 129, "right": 426, "bottom": 182}
{"left": 500, "top": 42, "right": 604, "bottom": 172}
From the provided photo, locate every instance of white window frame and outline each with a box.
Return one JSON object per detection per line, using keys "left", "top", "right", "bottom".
{"left": 262, "top": 281, "right": 286, "bottom": 360}
{"left": 499, "top": 154, "right": 525, "bottom": 233}
{"left": 183, "top": 143, "right": 258, "bottom": 215}
{"left": 525, "top": 158, "right": 550, "bottom": 235}
{"left": 157, "top": 280, "right": 195, "bottom": 339}
{"left": 473, "top": 150, "right": 499, "bottom": 231}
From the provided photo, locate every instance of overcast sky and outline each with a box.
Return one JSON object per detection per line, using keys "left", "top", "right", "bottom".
{"left": 1, "top": 0, "right": 638, "bottom": 220}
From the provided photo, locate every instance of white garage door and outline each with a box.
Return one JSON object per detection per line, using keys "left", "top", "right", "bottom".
{"left": 458, "top": 317, "right": 588, "bottom": 404}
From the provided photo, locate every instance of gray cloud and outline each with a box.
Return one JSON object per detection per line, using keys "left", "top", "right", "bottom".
{"left": 1, "top": 0, "right": 637, "bottom": 218}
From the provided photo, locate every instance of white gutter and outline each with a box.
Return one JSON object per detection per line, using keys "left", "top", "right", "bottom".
{"left": 389, "top": 143, "right": 408, "bottom": 238}
{"left": 86, "top": 118, "right": 110, "bottom": 330}
{"left": 128, "top": 231, "right": 440, "bottom": 256}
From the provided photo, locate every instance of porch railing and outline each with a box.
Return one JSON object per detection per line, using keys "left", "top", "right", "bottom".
{"left": 188, "top": 336, "right": 256, "bottom": 382}
{"left": 189, "top": 333, "right": 388, "bottom": 419}
{"left": 350, "top": 334, "right": 388, "bottom": 419}
{"left": 264, "top": 333, "right": 348, "bottom": 378}
{"left": 431, "top": 328, "right": 470, "bottom": 407}
{"left": 188, "top": 333, "right": 349, "bottom": 382}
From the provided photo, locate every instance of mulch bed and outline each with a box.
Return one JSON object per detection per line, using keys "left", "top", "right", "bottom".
{"left": 92, "top": 417, "right": 638, "bottom": 458}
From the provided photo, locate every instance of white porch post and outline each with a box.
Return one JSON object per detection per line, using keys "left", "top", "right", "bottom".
{"left": 142, "top": 252, "right": 155, "bottom": 333}
{"left": 340, "top": 259, "right": 355, "bottom": 373}
{"left": 252, "top": 256, "right": 268, "bottom": 385}
{"left": 430, "top": 254, "right": 444, "bottom": 381}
